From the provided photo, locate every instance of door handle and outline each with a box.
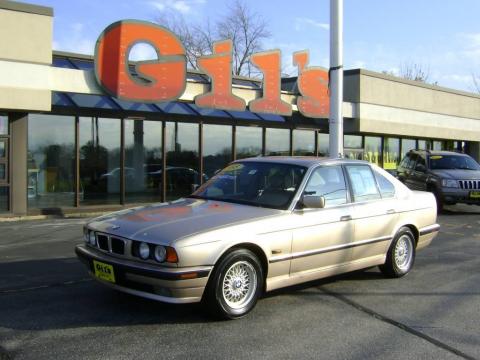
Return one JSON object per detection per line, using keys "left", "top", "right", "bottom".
{"left": 340, "top": 215, "right": 352, "bottom": 221}
{"left": 386, "top": 209, "right": 395, "bottom": 214}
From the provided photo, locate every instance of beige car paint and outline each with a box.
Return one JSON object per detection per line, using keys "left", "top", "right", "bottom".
{"left": 80, "top": 158, "right": 439, "bottom": 303}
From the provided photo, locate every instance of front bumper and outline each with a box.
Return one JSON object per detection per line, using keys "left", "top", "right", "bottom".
{"left": 440, "top": 189, "right": 480, "bottom": 205}
{"left": 75, "top": 245, "right": 212, "bottom": 304}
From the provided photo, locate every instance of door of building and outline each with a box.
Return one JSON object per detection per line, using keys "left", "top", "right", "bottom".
{"left": 0, "top": 136, "right": 9, "bottom": 212}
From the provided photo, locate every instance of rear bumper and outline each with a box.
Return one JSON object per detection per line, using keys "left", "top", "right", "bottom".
{"left": 417, "top": 224, "right": 440, "bottom": 250}
{"left": 75, "top": 245, "right": 212, "bottom": 304}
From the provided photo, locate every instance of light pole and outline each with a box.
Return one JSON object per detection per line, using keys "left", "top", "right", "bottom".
{"left": 329, "top": 0, "right": 344, "bottom": 158}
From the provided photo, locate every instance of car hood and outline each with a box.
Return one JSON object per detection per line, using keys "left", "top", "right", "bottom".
{"left": 431, "top": 169, "right": 480, "bottom": 180}
{"left": 88, "top": 198, "right": 281, "bottom": 245}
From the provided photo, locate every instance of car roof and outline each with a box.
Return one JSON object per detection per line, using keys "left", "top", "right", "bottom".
{"left": 234, "top": 156, "right": 371, "bottom": 168}
{"left": 409, "top": 150, "right": 468, "bottom": 157}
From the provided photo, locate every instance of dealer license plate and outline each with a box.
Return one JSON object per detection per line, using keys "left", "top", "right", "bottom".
{"left": 470, "top": 191, "right": 480, "bottom": 199}
{"left": 93, "top": 260, "right": 116, "bottom": 283}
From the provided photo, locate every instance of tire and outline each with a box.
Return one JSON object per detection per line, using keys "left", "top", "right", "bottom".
{"left": 379, "top": 227, "right": 416, "bottom": 278}
{"left": 203, "top": 249, "right": 264, "bottom": 320}
{"left": 428, "top": 186, "right": 443, "bottom": 213}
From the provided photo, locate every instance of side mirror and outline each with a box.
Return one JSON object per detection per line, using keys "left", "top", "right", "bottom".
{"left": 302, "top": 195, "right": 326, "bottom": 209}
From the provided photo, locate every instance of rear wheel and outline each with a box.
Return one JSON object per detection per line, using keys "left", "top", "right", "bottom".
{"left": 203, "top": 249, "right": 263, "bottom": 320}
{"left": 379, "top": 227, "right": 416, "bottom": 278}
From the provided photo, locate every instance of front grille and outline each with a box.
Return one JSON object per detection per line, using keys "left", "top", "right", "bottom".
{"left": 97, "top": 234, "right": 109, "bottom": 251}
{"left": 111, "top": 237, "right": 125, "bottom": 255}
{"left": 459, "top": 180, "right": 480, "bottom": 190}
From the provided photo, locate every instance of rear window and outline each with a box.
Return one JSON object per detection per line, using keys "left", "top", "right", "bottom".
{"left": 374, "top": 170, "right": 396, "bottom": 198}
{"left": 346, "top": 165, "right": 381, "bottom": 202}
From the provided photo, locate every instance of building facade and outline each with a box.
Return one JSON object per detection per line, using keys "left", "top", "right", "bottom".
{"left": 1, "top": 0, "right": 480, "bottom": 217}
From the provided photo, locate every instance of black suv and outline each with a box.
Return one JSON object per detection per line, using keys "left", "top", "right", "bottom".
{"left": 397, "top": 150, "right": 480, "bottom": 210}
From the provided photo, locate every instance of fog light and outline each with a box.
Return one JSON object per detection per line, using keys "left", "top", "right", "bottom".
{"left": 139, "top": 242, "right": 150, "bottom": 260}
{"left": 154, "top": 246, "right": 167, "bottom": 262}
{"left": 89, "top": 231, "right": 96, "bottom": 246}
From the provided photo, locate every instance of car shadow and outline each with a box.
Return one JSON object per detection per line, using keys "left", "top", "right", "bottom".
{"left": 0, "top": 257, "right": 213, "bottom": 331}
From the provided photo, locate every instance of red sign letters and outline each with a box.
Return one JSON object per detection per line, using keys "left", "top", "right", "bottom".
{"left": 94, "top": 20, "right": 329, "bottom": 118}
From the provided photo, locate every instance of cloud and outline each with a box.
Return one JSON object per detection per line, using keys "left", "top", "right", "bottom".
{"left": 294, "top": 17, "right": 329, "bottom": 32}
{"left": 148, "top": 0, "right": 206, "bottom": 14}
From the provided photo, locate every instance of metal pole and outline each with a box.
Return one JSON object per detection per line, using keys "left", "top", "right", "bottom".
{"left": 329, "top": 0, "right": 344, "bottom": 158}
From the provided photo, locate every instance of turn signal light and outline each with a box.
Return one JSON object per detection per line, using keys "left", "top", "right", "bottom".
{"left": 166, "top": 247, "right": 178, "bottom": 263}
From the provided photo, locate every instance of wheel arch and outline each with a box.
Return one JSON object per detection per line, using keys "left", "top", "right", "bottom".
{"left": 211, "top": 242, "right": 269, "bottom": 286}
{"left": 399, "top": 224, "right": 419, "bottom": 246}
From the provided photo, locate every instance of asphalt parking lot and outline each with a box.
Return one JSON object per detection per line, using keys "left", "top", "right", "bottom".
{"left": 0, "top": 205, "right": 479, "bottom": 360}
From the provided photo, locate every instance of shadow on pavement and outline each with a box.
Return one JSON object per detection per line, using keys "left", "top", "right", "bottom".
{"left": 0, "top": 257, "right": 210, "bottom": 331}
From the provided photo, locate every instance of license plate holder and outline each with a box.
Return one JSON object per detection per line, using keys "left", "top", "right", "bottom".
{"left": 470, "top": 191, "right": 480, "bottom": 199}
{"left": 93, "top": 260, "right": 116, "bottom": 283}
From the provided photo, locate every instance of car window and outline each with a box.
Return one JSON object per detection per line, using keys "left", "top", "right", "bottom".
{"left": 428, "top": 155, "right": 480, "bottom": 170}
{"left": 400, "top": 153, "right": 413, "bottom": 169}
{"left": 408, "top": 154, "right": 418, "bottom": 170}
{"left": 346, "top": 165, "right": 381, "bottom": 202}
{"left": 193, "top": 162, "right": 307, "bottom": 210}
{"left": 374, "top": 170, "right": 396, "bottom": 198}
{"left": 304, "top": 165, "right": 348, "bottom": 207}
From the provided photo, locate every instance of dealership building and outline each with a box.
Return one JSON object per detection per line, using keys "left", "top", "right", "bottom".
{"left": 1, "top": 0, "right": 480, "bottom": 217}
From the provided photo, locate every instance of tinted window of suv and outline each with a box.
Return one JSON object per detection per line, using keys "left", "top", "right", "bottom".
{"left": 429, "top": 155, "right": 480, "bottom": 170}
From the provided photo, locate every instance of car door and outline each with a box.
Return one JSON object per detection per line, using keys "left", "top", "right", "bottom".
{"left": 403, "top": 153, "right": 418, "bottom": 189}
{"left": 290, "top": 165, "right": 354, "bottom": 275}
{"left": 345, "top": 165, "right": 399, "bottom": 262}
{"left": 410, "top": 155, "right": 428, "bottom": 190}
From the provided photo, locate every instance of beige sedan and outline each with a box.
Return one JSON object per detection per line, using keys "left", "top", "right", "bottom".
{"left": 76, "top": 157, "right": 439, "bottom": 319}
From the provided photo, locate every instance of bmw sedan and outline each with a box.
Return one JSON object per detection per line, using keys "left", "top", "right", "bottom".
{"left": 76, "top": 157, "right": 439, "bottom": 319}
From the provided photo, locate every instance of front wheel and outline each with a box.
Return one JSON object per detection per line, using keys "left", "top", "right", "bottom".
{"left": 203, "top": 249, "right": 264, "bottom": 320}
{"left": 379, "top": 227, "right": 416, "bottom": 278}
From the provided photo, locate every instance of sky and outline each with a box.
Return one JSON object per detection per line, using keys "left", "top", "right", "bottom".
{"left": 20, "top": 0, "right": 480, "bottom": 92}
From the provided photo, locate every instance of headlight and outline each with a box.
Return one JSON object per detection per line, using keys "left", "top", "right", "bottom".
{"left": 154, "top": 246, "right": 167, "bottom": 262}
{"left": 84, "top": 228, "right": 89, "bottom": 243}
{"left": 442, "top": 179, "right": 459, "bottom": 188}
{"left": 139, "top": 242, "right": 150, "bottom": 260}
{"left": 88, "top": 231, "right": 96, "bottom": 246}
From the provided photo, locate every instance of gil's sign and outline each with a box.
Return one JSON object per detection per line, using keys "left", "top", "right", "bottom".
{"left": 94, "top": 20, "right": 329, "bottom": 117}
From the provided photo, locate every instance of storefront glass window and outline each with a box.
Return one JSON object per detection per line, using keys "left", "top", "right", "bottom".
{"left": 125, "top": 120, "right": 162, "bottom": 204}
{"left": 344, "top": 135, "right": 363, "bottom": 160}
{"left": 203, "top": 124, "right": 232, "bottom": 178}
{"left": 0, "top": 115, "right": 7, "bottom": 135}
{"left": 28, "top": 114, "right": 75, "bottom": 208}
{"left": 293, "top": 130, "right": 315, "bottom": 156}
{"left": 166, "top": 122, "right": 200, "bottom": 201}
{"left": 433, "top": 140, "right": 443, "bottom": 150}
{"left": 417, "top": 139, "right": 428, "bottom": 150}
{"left": 318, "top": 133, "right": 329, "bottom": 157}
{"left": 79, "top": 117, "right": 121, "bottom": 205}
{"left": 401, "top": 138, "right": 416, "bottom": 160}
{"left": 383, "top": 138, "right": 400, "bottom": 170}
{"left": 236, "top": 126, "right": 262, "bottom": 159}
{"left": 0, "top": 187, "right": 8, "bottom": 212}
{"left": 344, "top": 135, "right": 362, "bottom": 149}
{"left": 364, "top": 136, "right": 382, "bottom": 166}
{"left": 265, "top": 128, "right": 290, "bottom": 156}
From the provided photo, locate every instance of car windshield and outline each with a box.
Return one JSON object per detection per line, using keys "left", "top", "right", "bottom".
{"left": 429, "top": 155, "right": 480, "bottom": 170}
{"left": 190, "top": 161, "right": 307, "bottom": 210}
